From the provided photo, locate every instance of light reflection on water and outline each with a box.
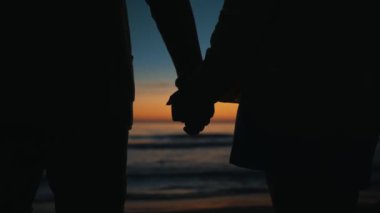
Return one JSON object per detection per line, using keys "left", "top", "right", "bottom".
{"left": 129, "top": 121, "right": 235, "bottom": 137}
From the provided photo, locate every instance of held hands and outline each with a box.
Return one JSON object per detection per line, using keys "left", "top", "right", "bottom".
{"left": 167, "top": 90, "right": 214, "bottom": 136}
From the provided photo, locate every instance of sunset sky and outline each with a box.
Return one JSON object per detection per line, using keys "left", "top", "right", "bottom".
{"left": 127, "top": 0, "right": 238, "bottom": 122}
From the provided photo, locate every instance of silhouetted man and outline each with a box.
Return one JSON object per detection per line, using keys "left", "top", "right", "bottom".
{"left": 150, "top": 0, "right": 379, "bottom": 212}
{"left": 1, "top": 1, "right": 133, "bottom": 212}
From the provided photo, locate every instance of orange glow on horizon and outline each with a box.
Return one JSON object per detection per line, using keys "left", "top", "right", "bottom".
{"left": 212, "top": 102, "right": 239, "bottom": 122}
{"left": 134, "top": 97, "right": 238, "bottom": 122}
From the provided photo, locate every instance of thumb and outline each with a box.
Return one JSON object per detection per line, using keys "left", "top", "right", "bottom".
{"left": 166, "top": 98, "right": 172, "bottom": 105}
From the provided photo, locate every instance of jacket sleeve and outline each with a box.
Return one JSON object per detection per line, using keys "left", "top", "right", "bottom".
{"left": 190, "top": 0, "right": 275, "bottom": 103}
{"left": 146, "top": 0, "right": 202, "bottom": 89}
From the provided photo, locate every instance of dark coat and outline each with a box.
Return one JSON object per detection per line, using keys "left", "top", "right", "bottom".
{"left": 1, "top": 1, "right": 134, "bottom": 128}
{"left": 197, "top": 0, "right": 379, "bottom": 187}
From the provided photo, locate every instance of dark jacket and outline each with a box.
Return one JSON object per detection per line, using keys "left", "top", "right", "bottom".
{"left": 1, "top": 1, "right": 134, "bottom": 128}
{"left": 200, "top": 0, "right": 379, "bottom": 132}
{"left": 201, "top": 0, "right": 379, "bottom": 188}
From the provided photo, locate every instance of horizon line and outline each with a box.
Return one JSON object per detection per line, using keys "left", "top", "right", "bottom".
{"left": 133, "top": 119, "right": 236, "bottom": 123}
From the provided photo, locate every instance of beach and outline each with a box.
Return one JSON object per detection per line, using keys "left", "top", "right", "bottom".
{"left": 126, "top": 189, "right": 380, "bottom": 213}
{"left": 33, "top": 187, "right": 380, "bottom": 213}
{"left": 33, "top": 122, "right": 380, "bottom": 213}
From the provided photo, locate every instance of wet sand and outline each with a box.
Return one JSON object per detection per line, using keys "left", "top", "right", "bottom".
{"left": 33, "top": 185, "right": 380, "bottom": 213}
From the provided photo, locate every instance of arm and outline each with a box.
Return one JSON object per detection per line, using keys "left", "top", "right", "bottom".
{"left": 146, "top": 0, "right": 202, "bottom": 89}
{"left": 191, "top": 0, "right": 275, "bottom": 103}
{"left": 146, "top": 0, "right": 214, "bottom": 135}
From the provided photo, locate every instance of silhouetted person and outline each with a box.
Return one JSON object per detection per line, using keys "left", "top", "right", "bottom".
{"left": 150, "top": 0, "right": 379, "bottom": 212}
{"left": 1, "top": 1, "right": 133, "bottom": 212}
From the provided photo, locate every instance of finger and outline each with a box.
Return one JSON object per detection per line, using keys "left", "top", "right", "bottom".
{"left": 183, "top": 121, "right": 206, "bottom": 136}
{"left": 166, "top": 95, "right": 174, "bottom": 105}
{"left": 183, "top": 125, "right": 203, "bottom": 136}
{"left": 171, "top": 106, "right": 186, "bottom": 122}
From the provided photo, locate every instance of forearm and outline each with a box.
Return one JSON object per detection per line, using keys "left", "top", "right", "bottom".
{"left": 146, "top": 0, "right": 202, "bottom": 86}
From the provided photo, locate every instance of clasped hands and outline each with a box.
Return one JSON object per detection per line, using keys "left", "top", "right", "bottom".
{"left": 167, "top": 87, "right": 214, "bottom": 136}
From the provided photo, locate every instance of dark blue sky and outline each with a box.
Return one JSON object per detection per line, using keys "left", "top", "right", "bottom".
{"left": 127, "top": 0, "right": 232, "bottom": 121}
{"left": 127, "top": 0, "right": 223, "bottom": 91}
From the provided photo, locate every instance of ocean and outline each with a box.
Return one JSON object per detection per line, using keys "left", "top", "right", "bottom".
{"left": 34, "top": 121, "right": 380, "bottom": 202}
{"left": 127, "top": 122, "right": 267, "bottom": 200}
{"left": 34, "top": 122, "right": 267, "bottom": 202}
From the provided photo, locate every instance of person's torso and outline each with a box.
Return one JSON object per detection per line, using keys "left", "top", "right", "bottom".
{"left": 222, "top": 0, "right": 379, "bottom": 130}
{"left": 1, "top": 1, "right": 134, "bottom": 126}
